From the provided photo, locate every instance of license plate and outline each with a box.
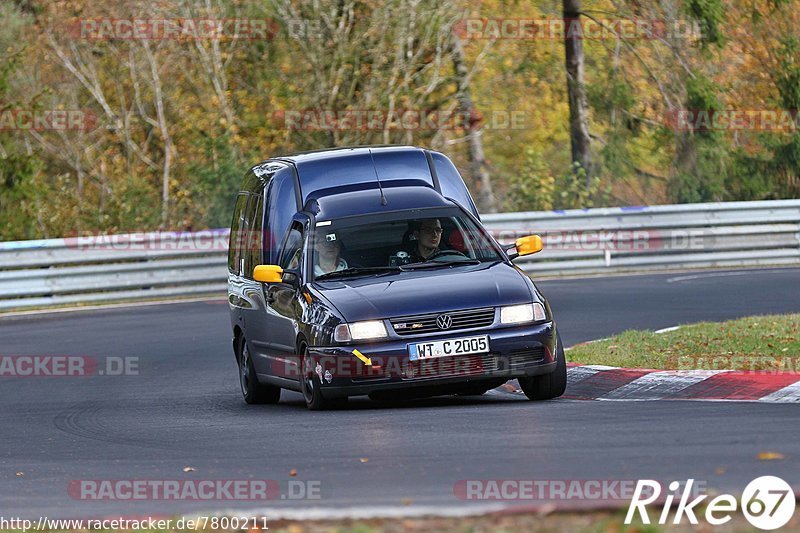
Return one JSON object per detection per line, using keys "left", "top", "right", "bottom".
{"left": 408, "top": 335, "right": 489, "bottom": 361}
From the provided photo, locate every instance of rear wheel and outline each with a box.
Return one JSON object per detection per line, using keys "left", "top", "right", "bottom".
{"left": 238, "top": 337, "right": 281, "bottom": 405}
{"left": 519, "top": 332, "right": 567, "bottom": 401}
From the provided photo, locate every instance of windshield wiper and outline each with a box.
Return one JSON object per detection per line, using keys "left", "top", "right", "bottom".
{"left": 400, "top": 259, "right": 482, "bottom": 270}
{"left": 315, "top": 266, "right": 402, "bottom": 280}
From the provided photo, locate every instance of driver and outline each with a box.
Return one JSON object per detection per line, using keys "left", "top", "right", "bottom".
{"left": 406, "top": 218, "right": 443, "bottom": 262}
{"left": 314, "top": 232, "right": 348, "bottom": 277}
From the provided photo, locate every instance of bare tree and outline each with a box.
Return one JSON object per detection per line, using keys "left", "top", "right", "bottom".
{"left": 142, "top": 40, "right": 174, "bottom": 228}
{"left": 450, "top": 34, "right": 496, "bottom": 213}
{"left": 270, "top": 0, "right": 459, "bottom": 145}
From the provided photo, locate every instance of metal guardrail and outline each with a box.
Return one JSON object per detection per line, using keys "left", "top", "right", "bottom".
{"left": 1, "top": 200, "right": 799, "bottom": 311}
{"left": 484, "top": 199, "right": 800, "bottom": 276}
{"left": 0, "top": 230, "right": 229, "bottom": 311}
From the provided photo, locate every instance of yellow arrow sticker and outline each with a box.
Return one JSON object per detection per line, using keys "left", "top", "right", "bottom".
{"left": 352, "top": 349, "right": 372, "bottom": 366}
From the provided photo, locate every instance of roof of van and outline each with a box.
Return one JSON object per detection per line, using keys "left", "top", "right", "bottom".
{"left": 273, "top": 146, "right": 436, "bottom": 203}
{"left": 252, "top": 145, "right": 480, "bottom": 219}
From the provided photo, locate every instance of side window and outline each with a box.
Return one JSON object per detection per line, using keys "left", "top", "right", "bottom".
{"left": 243, "top": 195, "right": 264, "bottom": 277}
{"left": 228, "top": 194, "right": 248, "bottom": 274}
{"left": 266, "top": 170, "right": 299, "bottom": 264}
{"left": 279, "top": 224, "right": 304, "bottom": 272}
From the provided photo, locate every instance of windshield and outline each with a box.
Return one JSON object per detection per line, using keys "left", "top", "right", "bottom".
{"left": 310, "top": 208, "right": 503, "bottom": 280}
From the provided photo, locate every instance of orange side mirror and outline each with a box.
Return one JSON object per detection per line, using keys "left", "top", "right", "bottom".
{"left": 515, "top": 235, "right": 543, "bottom": 257}
{"left": 253, "top": 264, "right": 283, "bottom": 283}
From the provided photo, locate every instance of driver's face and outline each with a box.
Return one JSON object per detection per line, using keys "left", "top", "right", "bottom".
{"left": 415, "top": 220, "right": 442, "bottom": 249}
{"left": 315, "top": 237, "right": 340, "bottom": 262}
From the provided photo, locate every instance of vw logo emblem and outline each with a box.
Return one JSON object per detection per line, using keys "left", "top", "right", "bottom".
{"left": 436, "top": 314, "right": 453, "bottom": 330}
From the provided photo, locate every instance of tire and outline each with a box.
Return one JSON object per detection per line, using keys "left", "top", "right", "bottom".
{"left": 519, "top": 332, "right": 567, "bottom": 401}
{"left": 300, "top": 347, "right": 342, "bottom": 410}
{"left": 238, "top": 336, "right": 281, "bottom": 405}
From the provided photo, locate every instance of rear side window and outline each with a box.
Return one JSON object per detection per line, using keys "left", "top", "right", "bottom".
{"left": 229, "top": 193, "right": 264, "bottom": 277}
{"left": 228, "top": 194, "right": 248, "bottom": 273}
{"left": 243, "top": 195, "right": 264, "bottom": 278}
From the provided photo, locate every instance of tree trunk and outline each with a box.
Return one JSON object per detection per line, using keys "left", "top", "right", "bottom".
{"left": 563, "top": 0, "right": 592, "bottom": 185}
{"left": 143, "top": 41, "right": 173, "bottom": 228}
{"left": 450, "top": 34, "right": 497, "bottom": 213}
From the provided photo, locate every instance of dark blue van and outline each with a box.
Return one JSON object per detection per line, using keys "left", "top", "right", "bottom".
{"left": 228, "top": 146, "right": 565, "bottom": 409}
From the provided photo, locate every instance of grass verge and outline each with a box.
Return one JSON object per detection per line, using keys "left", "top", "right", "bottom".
{"left": 567, "top": 313, "right": 800, "bottom": 372}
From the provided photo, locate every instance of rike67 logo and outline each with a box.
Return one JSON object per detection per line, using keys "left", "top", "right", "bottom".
{"left": 626, "top": 476, "right": 795, "bottom": 530}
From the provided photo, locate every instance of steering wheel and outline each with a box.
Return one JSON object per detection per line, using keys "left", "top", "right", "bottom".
{"left": 427, "top": 249, "right": 468, "bottom": 260}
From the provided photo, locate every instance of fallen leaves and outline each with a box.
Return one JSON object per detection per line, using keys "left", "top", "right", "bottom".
{"left": 757, "top": 452, "right": 785, "bottom": 461}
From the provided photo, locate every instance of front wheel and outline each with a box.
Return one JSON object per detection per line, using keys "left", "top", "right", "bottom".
{"left": 238, "top": 337, "right": 281, "bottom": 405}
{"left": 519, "top": 332, "right": 567, "bottom": 401}
{"left": 301, "top": 348, "right": 346, "bottom": 410}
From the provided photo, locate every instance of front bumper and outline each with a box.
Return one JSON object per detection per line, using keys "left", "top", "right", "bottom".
{"left": 308, "top": 321, "right": 556, "bottom": 397}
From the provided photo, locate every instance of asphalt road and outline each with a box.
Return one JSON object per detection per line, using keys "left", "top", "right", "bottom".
{"left": 2, "top": 267, "right": 799, "bottom": 519}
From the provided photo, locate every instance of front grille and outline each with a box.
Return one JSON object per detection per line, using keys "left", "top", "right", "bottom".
{"left": 508, "top": 347, "right": 546, "bottom": 368}
{"left": 390, "top": 307, "right": 495, "bottom": 336}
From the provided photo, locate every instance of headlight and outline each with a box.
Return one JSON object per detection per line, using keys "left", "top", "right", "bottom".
{"left": 334, "top": 320, "right": 388, "bottom": 342}
{"left": 500, "top": 303, "right": 546, "bottom": 324}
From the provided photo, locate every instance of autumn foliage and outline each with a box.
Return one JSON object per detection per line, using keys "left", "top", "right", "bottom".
{"left": 1, "top": 0, "right": 799, "bottom": 240}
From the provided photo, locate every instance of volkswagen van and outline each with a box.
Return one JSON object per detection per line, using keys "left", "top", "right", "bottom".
{"left": 228, "top": 146, "right": 565, "bottom": 409}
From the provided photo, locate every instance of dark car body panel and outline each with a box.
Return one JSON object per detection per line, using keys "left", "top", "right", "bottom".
{"left": 314, "top": 262, "right": 536, "bottom": 323}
